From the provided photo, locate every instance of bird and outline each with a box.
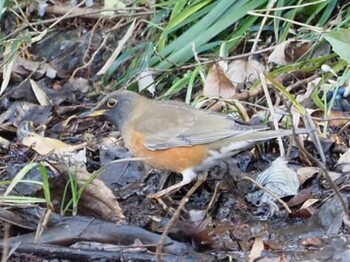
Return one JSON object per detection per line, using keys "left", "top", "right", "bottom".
{"left": 81, "top": 90, "right": 302, "bottom": 199}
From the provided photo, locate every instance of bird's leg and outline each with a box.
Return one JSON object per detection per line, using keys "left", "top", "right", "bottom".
{"left": 148, "top": 169, "right": 197, "bottom": 199}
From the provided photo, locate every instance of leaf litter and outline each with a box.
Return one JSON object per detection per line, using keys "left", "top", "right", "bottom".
{"left": 1, "top": 1, "right": 350, "bottom": 262}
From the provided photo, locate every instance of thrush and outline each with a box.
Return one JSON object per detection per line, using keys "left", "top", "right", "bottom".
{"left": 81, "top": 90, "right": 301, "bottom": 198}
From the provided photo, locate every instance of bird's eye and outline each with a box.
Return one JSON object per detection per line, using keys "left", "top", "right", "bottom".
{"left": 107, "top": 99, "right": 117, "bottom": 108}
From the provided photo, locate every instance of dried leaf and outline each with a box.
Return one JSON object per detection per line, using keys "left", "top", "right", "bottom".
{"left": 299, "top": 198, "right": 320, "bottom": 210}
{"left": 336, "top": 148, "right": 350, "bottom": 172}
{"left": 269, "top": 40, "right": 313, "bottom": 65}
{"left": 203, "top": 64, "right": 236, "bottom": 98}
{"left": 246, "top": 158, "right": 300, "bottom": 210}
{"left": 297, "top": 166, "right": 319, "bottom": 185}
{"left": 287, "top": 188, "right": 314, "bottom": 208}
{"left": 0, "top": 102, "right": 51, "bottom": 127}
{"left": 1, "top": 44, "right": 16, "bottom": 95}
{"left": 77, "top": 167, "right": 126, "bottom": 222}
{"left": 30, "top": 79, "right": 52, "bottom": 106}
{"left": 0, "top": 136, "right": 10, "bottom": 150}
{"left": 226, "top": 59, "right": 265, "bottom": 85}
{"left": 312, "top": 109, "right": 349, "bottom": 127}
{"left": 137, "top": 68, "right": 156, "bottom": 95}
{"left": 97, "top": 20, "right": 135, "bottom": 75}
{"left": 300, "top": 237, "right": 324, "bottom": 247}
{"left": 13, "top": 57, "right": 57, "bottom": 79}
{"left": 249, "top": 236, "right": 264, "bottom": 261}
{"left": 22, "top": 135, "right": 85, "bottom": 156}
{"left": 17, "top": 121, "right": 85, "bottom": 156}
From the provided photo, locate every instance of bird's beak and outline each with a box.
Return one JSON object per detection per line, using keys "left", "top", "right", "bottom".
{"left": 79, "top": 108, "right": 108, "bottom": 118}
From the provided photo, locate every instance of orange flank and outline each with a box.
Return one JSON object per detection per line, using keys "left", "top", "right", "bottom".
{"left": 125, "top": 130, "right": 209, "bottom": 173}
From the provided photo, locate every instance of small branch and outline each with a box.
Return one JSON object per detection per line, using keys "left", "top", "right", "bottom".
{"left": 156, "top": 172, "right": 208, "bottom": 261}
{"left": 241, "top": 176, "right": 292, "bottom": 213}
{"left": 260, "top": 73, "right": 285, "bottom": 157}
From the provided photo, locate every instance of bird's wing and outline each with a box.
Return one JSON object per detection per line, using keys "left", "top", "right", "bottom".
{"left": 132, "top": 102, "right": 267, "bottom": 150}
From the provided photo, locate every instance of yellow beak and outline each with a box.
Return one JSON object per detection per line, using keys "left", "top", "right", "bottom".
{"left": 80, "top": 109, "right": 108, "bottom": 118}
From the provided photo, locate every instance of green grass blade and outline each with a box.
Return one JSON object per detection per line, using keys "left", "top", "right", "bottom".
{"left": 151, "top": 0, "right": 240, "bottom": 66}
{"left": 38, "top": 164, "right": 53, "bottom": 209}
{"left": 318, "top": 0, "right": 337, "bottom": 26}
{"left": 3, "top": 163, "right": 39, "bottom": 196}
{"left": 0, "top": 196, "right": 47, "bottom": 204}
{"left": 158, "top": 75, "right": 191, "bottom": 99}
{"left": 265, "top": 74, "right": 306, "bottom": 115}
{"left": 0, "top": 0, "right": 4, "bottom": 20}
{"left": 155, "top": 0, "right": 263, "bottom": 69}
{"left": 158, "top": 0, "right": 212, "bottom": 50}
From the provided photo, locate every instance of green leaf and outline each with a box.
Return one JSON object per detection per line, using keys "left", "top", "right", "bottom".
{"left": 103, "top": 43, "right": 148, "bottom": 83}
{"left": 169, "top": 0, "right": 187, "bottom": 20}
{"left": 0, "top": 196, "right": 47, "bottom": 204}
{"left": 158, "top": 75, "right": 192, "bottom": 99}
{"left": 0, "top": 0, "right": 5, "bottom": 20}
{"left": 312, "top": 87, "right": 325, "bottom": 110}
{"left": 158, "top": 0, "right": 212, "bottom": 50}
{"left": 39, "top": 164, "right": 53, "bottom": 209}
{"left": 185, "top": 67, "right": 200, "bottom": 104}
{"left": 265, "top": 74, "right": 306, "bottom": 115}
{"left": 323, "top": 29, "right": 350, "bottom": 62}
{"left": 151, "top": 0, "right": 243, "bottom": 67}
{"left": 153, "top": 0, "right": 264, "bottom": 69}
{"left": 318, "top": 0, "right": 337, "bottom": 26}
{"left": 3, "top": 163, "right": 39, "bottom": 196}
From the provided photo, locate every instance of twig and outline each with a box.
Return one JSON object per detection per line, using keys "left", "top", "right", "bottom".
{"left": 255, "top": 0, "right": 326, "bottom": 12}
{"left": 176, "top": 46, "right": 277, "bottom": 71}
{"left": 247, "top": 11, "right": 323, "bottom": 33}
{"left": 34, "top": 208, "right": 52, "bottom": 244}
{"left": 286, "top": 74, "right": 320, "bottom": 92}
{"left": 241, "top": 176, "right": 292, "bottom": 213}
{"left": 1, "top": 223, "right": 11, "bottom": 262}
{"left": 156, "top": 172, "right": 208, "bottom": 261}
{"left": 204, "top": 182, "right": 220, "bottom": 214}
{"left": 71, "top": 32, "right": 110, "bottom": 78}
{"left": 4, "top": 8, "right": 153, "bottom": 41}
{"left": 0, "top": 242, "right": 193, "bottom": 262}
{"left": 11, "top": 0, "right": 39, "bottom": 33}
{"left": 251, "top": 0, "right": 277, "bottom": 54}
{"left": 260, "top": 73, "right": 285, "bottom": 157}
{"left": 291, "top": 111, "right": 350, "bottom": 228}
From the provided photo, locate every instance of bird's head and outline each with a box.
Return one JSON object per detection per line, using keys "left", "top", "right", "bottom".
{"left": 80, "top": 90, "right": 141, "bottom": 128}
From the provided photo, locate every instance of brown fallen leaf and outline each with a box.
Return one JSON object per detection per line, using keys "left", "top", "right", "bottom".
{"left": 287, "top": 188, "right": 314, "bottom": 208}
{"left": 0, "top": 101, "right": 52, "bottom": 128}
{"left": 74, "top": 166, "right": 126, "bottom": 222}
{"left": 269, "top": 40, "right": 313, "bottom": 65}
{"left": 336, "top": 148, "right": 350, "bottom": 173}
{"left": 203, "top": 64, "right": 236, "bottom": 98}
{"left": 226, "top": 58, "right": 266, "bottom": 85}
{"left": 17, "top": 121, "right": 85, "bottom": 156}
{"left": 312, "top": 109, "right": 350, "bottom": 127}
{"left": 22, "top": 134, "right": 85, "bottom": 156}
{"left": 12, "top": 56, "right": 57, "bottom": 79}
{"left": 249, "top": 236, "right": 264, "bottom": 261}
{"left": 0, "top": 209, "right": 188, "bottom": 255}
{"left": 300, "top": 237, "right": 324, "bottom": 247}
{"left": 297, "top": 166, "right": 319, "bottom": 185}
{"left": 299, "top": 198, "right": 320, "bottom": 210}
